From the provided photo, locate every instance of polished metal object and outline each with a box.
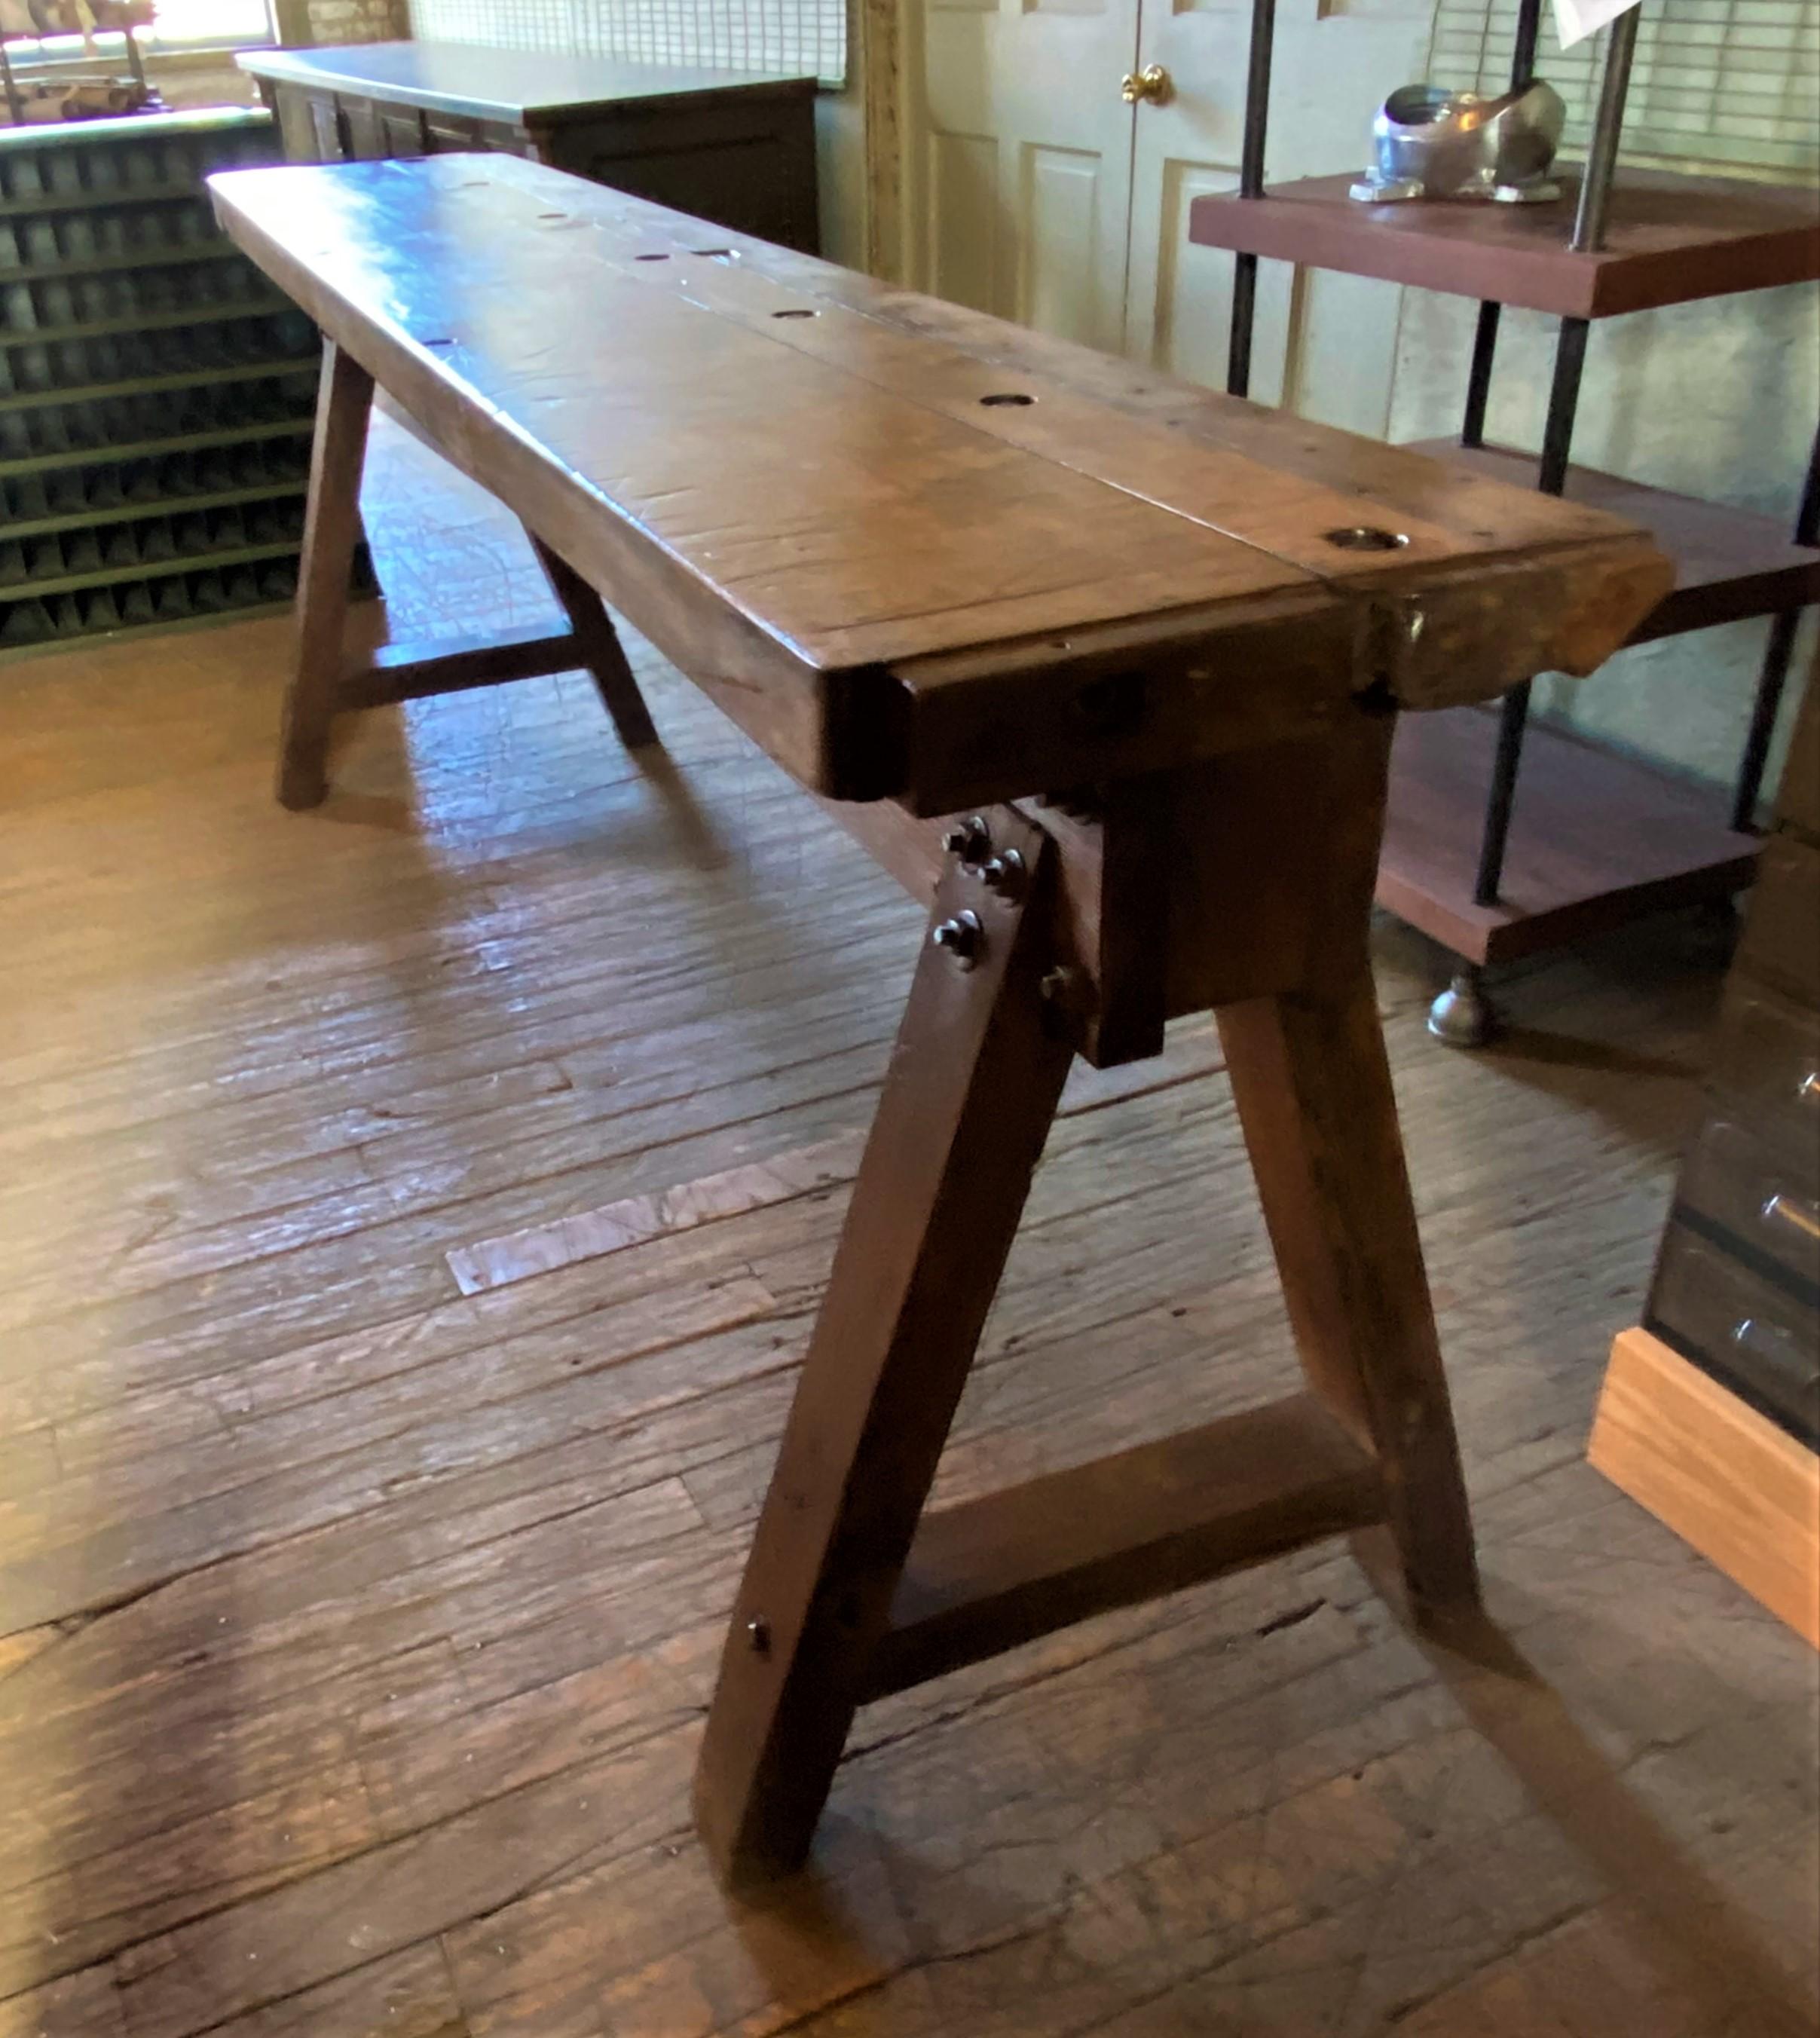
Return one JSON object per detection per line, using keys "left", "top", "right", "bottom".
{"left": 931, "top": 910, "right": 984, "bottom": 966}
{"left": 1427, "top": 967, "right": 1497, "bottom": 1048}
{"left": 1120, "top": 64, "right": 1172, "bottom": 106}
{"left": 1350, "top": 81, "right": 1565, "bottom": 206}
{"left": 979, "top": 849, "right": 1024, "bottom": 893}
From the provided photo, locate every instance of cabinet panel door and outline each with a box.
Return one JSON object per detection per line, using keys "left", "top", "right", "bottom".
{"left": 916, "top": 0, "right": 1140, "bottom": 353}
{"left": 341, "top": 96, "right": 391, "bottom": 163}
{"left": 381, "top": 109, "right": 427, "bottom": 159}
{"left": 304, "top": 90, "right": 348, "bottom": 164}
{"left": 910, "top": 0, "right": 1427, "bottom": 415}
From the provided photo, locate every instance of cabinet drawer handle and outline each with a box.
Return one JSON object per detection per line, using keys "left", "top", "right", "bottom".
{"left": 1761, "top": 1192, "right": 1820, "bottom": 1243}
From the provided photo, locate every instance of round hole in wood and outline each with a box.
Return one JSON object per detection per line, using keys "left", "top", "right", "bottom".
{"left": 1323, "top": 525, "right": 1409, "bottom": 552}
{"left": 772, "top": 308, "right": 818, "bottom": 319}
{"left": 980, "top": 392, "right": 1035, "bottom": 407}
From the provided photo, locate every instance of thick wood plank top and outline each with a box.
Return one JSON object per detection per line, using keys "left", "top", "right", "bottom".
{"left": 1189, "top": 170, "right": 1820, "bottom": 321}
{"left": 210, "top": 154, "right": 1669, "bottom": 805}
{"left": 234, "top": 42, "right": 815, "bottom": 126}
{"left": 1408, "top": 439, "right": 1820, "bottom": 644}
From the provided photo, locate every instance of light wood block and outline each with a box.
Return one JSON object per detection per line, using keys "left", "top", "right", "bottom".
{"left": 1590, "top": 1327, "right": 1820, "bottom": 1649}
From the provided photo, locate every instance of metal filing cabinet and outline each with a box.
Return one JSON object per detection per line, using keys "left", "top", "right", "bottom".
{"left": 1644, "top": 675, "right": 1820, "bottom": 1448}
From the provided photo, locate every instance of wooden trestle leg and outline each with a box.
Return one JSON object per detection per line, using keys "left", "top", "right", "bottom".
{"left": 279, "top": 341, "right": 374, "bottom": 810}
{"left": 278, "top": 354, "right": 660, "bottom": 812}
{"left": 526, "top": 531, "right": 659, "bottom": 751}
{"left": 1219, "top": 980, "right": 1480, "bottom": 1614}
{"left": 694, "top": 709, "right": 1482, "bottom": 1887}
{"left": 1210, "top": 719, "right": 1479, "bottom": 1617}
{"left": 693, "top": 806, "right": 1074, "bottom": 1882}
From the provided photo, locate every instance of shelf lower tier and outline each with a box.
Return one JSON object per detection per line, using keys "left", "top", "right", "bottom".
{"left": 1406, "top": 440, "right": 1820, "bottom": 642}
{"left": 0, "top": 539, "right": 375, "bottom": 653}
{"left": 1378, "top": 706, "right": 1760, "bottom": 965}
{"left": 0, "top": 294, "right": 296, "bottom": 350}
{"left": 0, "top": 416, "right": 313, "bottom": 479}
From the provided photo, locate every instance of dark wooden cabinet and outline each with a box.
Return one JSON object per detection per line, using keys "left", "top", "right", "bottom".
{"left": 237, "top": 42, "right": 820, "bottom": 255}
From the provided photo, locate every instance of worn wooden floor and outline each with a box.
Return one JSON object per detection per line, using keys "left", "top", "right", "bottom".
{"left": 2, "top": 419, "right": 1815, "bottom": 2038}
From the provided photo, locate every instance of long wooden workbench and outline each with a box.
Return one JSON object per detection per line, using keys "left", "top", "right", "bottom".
{"left": 208, "top": 151, "right": 1671, "bottom": 1890}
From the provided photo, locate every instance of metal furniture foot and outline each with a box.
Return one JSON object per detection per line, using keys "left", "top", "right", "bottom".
{"left": 1428, "top": 966, "right": 1497, "bottom": 1048}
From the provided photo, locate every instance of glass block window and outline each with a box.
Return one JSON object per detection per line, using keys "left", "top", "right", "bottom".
{"left": 405, "top": 0, "right": 845, "bottom": 90}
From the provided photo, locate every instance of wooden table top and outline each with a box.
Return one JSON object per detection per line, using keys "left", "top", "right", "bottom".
{"left": 210, "top": 154, "right": 1670, "bottom": 809}
{"left": 234, "top": 43, "right": 817, "bottom": 126}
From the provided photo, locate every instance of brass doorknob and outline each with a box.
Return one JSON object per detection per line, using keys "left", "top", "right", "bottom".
{"left": 1120, "top": 64, "right": 1172, "bottom": 106}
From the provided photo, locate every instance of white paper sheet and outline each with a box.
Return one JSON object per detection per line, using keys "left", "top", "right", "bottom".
{"left": 1552, "top": 0, "right": 1641, "bottom": 53}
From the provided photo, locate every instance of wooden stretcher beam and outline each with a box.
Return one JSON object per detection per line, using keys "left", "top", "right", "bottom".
{"left": 861, "top": 1394, "right": 1387, "bottom": 1701}
{"left": 344, "top": 623, "right": 588, "bottom": 707}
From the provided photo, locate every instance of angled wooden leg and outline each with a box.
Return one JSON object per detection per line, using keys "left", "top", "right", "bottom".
{"left": 1216, "top": 973, "right": 1481, "bottom": 1616}
{"left": 279, "top": 341, "right": 373, "bottom": 809}
{"left": 525, "top": 529, "right": 659, "bottom": 751}
{"left": 693, "top": 808, "right": 1073, "bottom": 1884}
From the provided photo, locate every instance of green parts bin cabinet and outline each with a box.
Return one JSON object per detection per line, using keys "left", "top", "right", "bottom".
{"left": 1, "top": 106, "right": 372, "bottom": 656}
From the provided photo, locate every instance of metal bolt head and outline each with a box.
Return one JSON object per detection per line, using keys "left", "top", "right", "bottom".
{"left": 931, "top": 909, "right": 983, "bottom": 967}
{"left": 941, "top": 816, "right": 991, "bottom": 866}
{"left": 746, "top": 1617, "right": 772, "bottom": 1657}
{"left": 978, "top": 849, "right": 1024, "bottom": 893}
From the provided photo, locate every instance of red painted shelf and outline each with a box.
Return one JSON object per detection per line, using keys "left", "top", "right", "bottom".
{"left": 1187, "top": 168, "right": 1820, "bottom": 320}
{"left": 1378, "top": 708, "right": 1760, "bottom": 965}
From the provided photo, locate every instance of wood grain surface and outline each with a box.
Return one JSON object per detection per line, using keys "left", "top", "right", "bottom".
{"left": 1591, "top": 1329, "right": 1819, "bottom": 1651}
{"left": 207, "top": 154, "right": 1670, "bottom": 805}
{"left": 0, "top": 418, "right": 1812, "bottom": 2037}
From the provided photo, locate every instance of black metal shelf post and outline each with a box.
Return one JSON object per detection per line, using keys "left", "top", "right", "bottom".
{"left": 1733, "top": 424, "right": 1820, "bottom": 831}
{"left": 1219, "top": 0, "right": 1817, "bottom": 1048}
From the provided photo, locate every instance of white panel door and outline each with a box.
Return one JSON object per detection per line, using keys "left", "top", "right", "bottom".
{"left": 915, "top": 0, "right": 1141, "bottom": 353}
{"left": 1124, "top": 1, "right": 1434, "bottom": 430}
